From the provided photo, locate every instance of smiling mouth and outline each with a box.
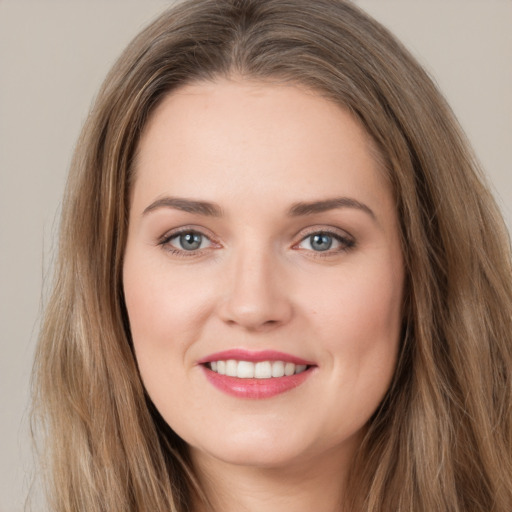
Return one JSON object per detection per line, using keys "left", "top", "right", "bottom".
{"left": 198, "top": 349, "right": 316, "bottom": 398}
{"left": 206, "top": 360, "right": 310, "bottom": 379}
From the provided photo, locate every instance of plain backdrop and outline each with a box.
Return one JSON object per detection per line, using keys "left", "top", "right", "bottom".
{"left": 0, "top": 1, "right": 511, "bottom": 510}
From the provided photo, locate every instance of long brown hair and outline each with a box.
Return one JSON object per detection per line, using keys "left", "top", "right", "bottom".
{"left": 33, "top": 1, "right": 512, "bottom": 510}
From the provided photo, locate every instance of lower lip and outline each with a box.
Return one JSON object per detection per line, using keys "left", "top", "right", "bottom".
{"left": 202, "top": 366, "right": 314, "bottom": 399}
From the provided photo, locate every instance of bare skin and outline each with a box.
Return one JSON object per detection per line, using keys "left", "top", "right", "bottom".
{"left": 123, "top": 78, "right": 404, "bottom": 511}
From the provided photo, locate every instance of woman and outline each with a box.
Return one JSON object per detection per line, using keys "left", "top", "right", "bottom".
{"left": 33, "top": 0, "right": 512, "bottom": 511}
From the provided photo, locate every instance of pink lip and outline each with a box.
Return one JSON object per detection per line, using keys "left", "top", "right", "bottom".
{"left": 197, "top": 349, "right": 316, "bottom": 399}
{"left": 197, "top": 349, "right": 315, "bottom": 366}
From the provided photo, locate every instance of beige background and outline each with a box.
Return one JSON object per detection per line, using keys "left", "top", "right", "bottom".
{"left": 0, "top": 1, "right": 510, "bottom": 510}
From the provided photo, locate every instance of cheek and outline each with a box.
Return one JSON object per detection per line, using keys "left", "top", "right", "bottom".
{"left": 312, "top": 261, "right": 401, "bottom": 328}
{"left": 122, "top": 257, "right": 207, "bottom": 413}
{"left": 308, "top": 254, "right": 404, "bottom": 385}
{"left": 122, "top": 254, "right": 225, "bottom": 417}
{"left": 123, "top": 255, "right": 211, "bottom": 348}
{"left": 303, "top": 262, "right": 403, "bottom": 438}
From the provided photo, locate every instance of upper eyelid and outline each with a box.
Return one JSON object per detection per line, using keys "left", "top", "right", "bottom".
{"left": 292, "top": 226, "right": 356, "bottom": 254}
{"left": 296, "top": 232, "right": 352, "bottom": 247}
{"left": 157, "top": 225, "right": 354, "bottom": 248}
{"left": 159, "top": 225, "right": 217, "bottom": 244}
{"left": 293, "top": 225, "right": 354, "bottom": 242}
{"left": 158, "top": 228, "right": 219, "bottom": 257}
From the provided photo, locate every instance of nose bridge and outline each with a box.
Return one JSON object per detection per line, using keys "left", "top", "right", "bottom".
{"left": 219, "top": 238, "right": 292, "bottom": 330}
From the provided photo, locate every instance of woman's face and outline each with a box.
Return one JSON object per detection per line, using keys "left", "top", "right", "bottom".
{"left": 123, "top": 79, "right": 404, "bottom": 471}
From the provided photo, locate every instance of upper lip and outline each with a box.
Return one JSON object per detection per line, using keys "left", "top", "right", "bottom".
{"left": 197, "top": 348, "right": 315, "bottom": 366}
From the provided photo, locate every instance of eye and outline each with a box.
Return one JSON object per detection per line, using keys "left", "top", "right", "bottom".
{"left": 305, "top": 233, "right": 335, "bottom": 252}
{"left": 296, "top": 230, "right": 354, "bottom": 253}
{"left": 172, "top": 232, "right": 209, "bottom": 251}
{"left": 160, "top": 229, "right": 214, "bottom": 254}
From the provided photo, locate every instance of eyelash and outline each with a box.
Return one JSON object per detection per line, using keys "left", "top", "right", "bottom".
{"left": 158, "top": 227, "right": 219, "bottom": 258}
{"left": 158, "top": 227, "right": 355, "bottom": 258}
{"left": 294, "top": 228, "right": 355, "bottom": 257}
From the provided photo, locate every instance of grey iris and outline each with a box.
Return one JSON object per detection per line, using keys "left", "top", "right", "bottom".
{"left": 180, "top": 232, "right": 202, "bottom": 250}
{"left": 311, "top": 233, "right": 333, "bottom": 251}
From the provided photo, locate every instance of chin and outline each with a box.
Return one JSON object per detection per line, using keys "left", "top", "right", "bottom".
{"left": 187, "top": 424, "right": 312, "bottom": 469}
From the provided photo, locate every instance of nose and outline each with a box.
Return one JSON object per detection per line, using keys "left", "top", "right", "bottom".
{"left": 217, "top": 246, "right": 294, "bottom": 332}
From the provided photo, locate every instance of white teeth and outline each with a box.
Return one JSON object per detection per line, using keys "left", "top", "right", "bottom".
{"left": 208, "top": 360, "right": 309, "bottom": 379}
{"left": 217, "top": 360, "right": 226, "bottom": 375}
{"left": 226, "top": 359, "right": 237, "bottom": 377}
{"left": 254, "top": 361, "right": 272, "bottom": 379}
{"left": 271, "top": 361, "right": 285, "bottom": 377}
{"left": 284, "top": 362, "right": 295, "bottom": 376}
{"left": 237, "top": 360, "right": 255, "bottom": 378}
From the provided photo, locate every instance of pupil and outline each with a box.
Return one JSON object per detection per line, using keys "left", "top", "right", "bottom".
{"left": 311, "top": 234, "right": 332, "bottom": 251}
{"left": 180, "top": 232, "right": 202, "bottom": 250}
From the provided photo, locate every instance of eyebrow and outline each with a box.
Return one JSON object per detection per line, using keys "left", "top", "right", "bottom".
{"left": 142, "top": 197, "right": 223, "bottom": 217}
{"left": 142, "top": 195, "right": 375, "bottom": 220}
{"left": 288, "top": 197, "right": 375, "bottom": 219}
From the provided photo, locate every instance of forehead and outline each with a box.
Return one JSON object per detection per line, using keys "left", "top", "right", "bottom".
{"left": 132, "top": 78, "right": 391, "bottom": 211}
